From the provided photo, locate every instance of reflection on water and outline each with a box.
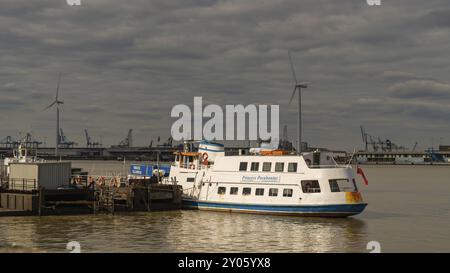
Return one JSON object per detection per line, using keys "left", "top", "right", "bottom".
{"left": 2, "top": 163, "right": 450, "bottom": 252}
{"left": 0, "top": 211, "right": 368, "bottom": 253}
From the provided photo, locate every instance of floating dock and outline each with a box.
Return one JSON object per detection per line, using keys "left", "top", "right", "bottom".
{"left": 0, "top": 183, "right": 182, "bottom": 217}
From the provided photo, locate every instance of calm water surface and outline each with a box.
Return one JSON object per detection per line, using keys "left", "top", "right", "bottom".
{"left": 1, "top": 162, "right": 449, "bottom": 252}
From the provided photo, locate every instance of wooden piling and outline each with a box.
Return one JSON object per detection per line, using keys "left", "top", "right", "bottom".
{"left": 38, "top": 187, "right": 45, "bottom": 216}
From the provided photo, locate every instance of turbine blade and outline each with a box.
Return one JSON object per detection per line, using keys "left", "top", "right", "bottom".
{"left": 43, "top": 101, "right": 57, "bottom": 111}
{"left": 288, "top": 50, "right": 298, "bottom": 84}
{"left": 288, "top": 86, "right": 297, "bottom": 105}
{"left": 55, "top": 73, "right": 62, "bottom": 100}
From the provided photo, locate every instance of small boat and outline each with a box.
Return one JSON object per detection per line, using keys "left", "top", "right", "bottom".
{"left": 168, "top": 141, "right": 367, "bottom": 217}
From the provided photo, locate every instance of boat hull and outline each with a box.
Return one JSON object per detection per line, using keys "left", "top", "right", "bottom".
{"left": 182, "top": 199, "right": 367, "bottom": 218}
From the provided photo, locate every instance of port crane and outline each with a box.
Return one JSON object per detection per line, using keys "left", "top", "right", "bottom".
{"left": 0, "top": 136, "right": 19, "bottom": 148}
{"left": 84, "top": 129, "right": 102, "bottom": 148}
{"left": 1, "top": 133, "right": 42, "bottom": 149}
{"left": 21, "top": 133, "right": 43, "bottom": 149}
{"left": 118, "top": 129, "right": 133, "bottom": 148}
{"left": 360, "top": 126, "right": 407, "bottom": 152}
{"left": 58, "top": 128, "right": 76, "bottom": 148}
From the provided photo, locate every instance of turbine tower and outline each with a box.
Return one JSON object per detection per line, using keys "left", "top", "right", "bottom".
{"left": 288, "top": 51, "right": 309, "bottom": 154}
{"left": 44, "top": 73, "right": 64, "bottom": 156}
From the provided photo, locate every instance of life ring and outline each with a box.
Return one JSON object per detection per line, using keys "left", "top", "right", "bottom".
{"left": 109, "top": 177, "right": 115, "bottom": 188}
{"left": 110, "top": 177, "right": 120, "bottom": 188}
{"left": 97, "top": 176, "right": 106, "bottom": 186}
{"left": 190, "top": 164, "right": 196, "bottom": 170}
{"left": 202, "top": 152, "right": 209, "bottom": 165}
{"left": 88, "top": 176, "right": 95, "bottom": 187}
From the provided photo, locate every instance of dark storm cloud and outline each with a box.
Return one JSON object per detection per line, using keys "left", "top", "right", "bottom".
{"left": 388, "top": 80, "right": 450, "bottom": 100}
{"left": 0, "top": 0, "right": 450, "bottom": 149}
{"left": 0, "top": 98, "right": 26, "bottom": 109}
{"left": 423, "top": 8, "right": 450, "bottom": 28}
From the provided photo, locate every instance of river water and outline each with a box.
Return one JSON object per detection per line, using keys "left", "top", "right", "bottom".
{"left": 1, "top": 162, "right": 449, "bottom": 253}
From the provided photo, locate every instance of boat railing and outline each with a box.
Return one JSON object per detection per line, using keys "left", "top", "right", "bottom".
{"left": 173, "top": 163, "right": 211, "bottom": 170}
{"left": 308, "top": 164, "right": 344, "bottom": 169}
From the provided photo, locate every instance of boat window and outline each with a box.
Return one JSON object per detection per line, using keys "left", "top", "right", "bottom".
{"left": 242, "top": 187, "right": 251, "bottom": 195}
{"left": 269, "top": 188, "right": 278, "bottom": 197}
{"left": 301, "top": 180, "right": 321, "bottom": 193}
{"left": 250, "top": 162, "right": 260, "bottom": 171}
{"left": 218, "top": 187, "right": 226, "bottom": 195}
{"left": 329, "top": 179, "right": 355, "bottom": 192}
{"left": 283, "top": 188, "right": 293, "bottom": 197}
{"left": 275, "top": 162, "right": 284, "bottom": 172}
{"left": 262, "top": 162, "right": 272, "bottom": 172}
{"left": 288, "top": 163, "right": 297, "bottom": 172}
{"left": 329, "top": 180, "right": 340, "bottom": 192}
{"left": 186, "top": 177, "right": 195, "bottom": 182}
{"left": 239, "top": 162, "right": 248, "bottom": 171}
{"left": 230, "top": 187, "right": 238, "bottom": 195}
{"left": 255, "top": 188, "right": 264, "bottom": 196}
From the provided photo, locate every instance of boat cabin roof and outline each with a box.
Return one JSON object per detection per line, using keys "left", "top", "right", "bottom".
{"left": 174, "top": 152, "right": 201, "bottom": 157}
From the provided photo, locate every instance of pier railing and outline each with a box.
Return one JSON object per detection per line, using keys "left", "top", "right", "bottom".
{"left": 2, "top": 178, "right": 38, "bottom": 191}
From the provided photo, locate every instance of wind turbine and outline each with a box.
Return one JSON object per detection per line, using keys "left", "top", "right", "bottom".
{"left": 43, "top": 73, "right": 64, "bottom": 156}
{"left": 288, "top": 51, "right": 309, "bottom": 154}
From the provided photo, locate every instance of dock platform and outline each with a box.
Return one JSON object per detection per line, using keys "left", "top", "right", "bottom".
{"left": 0, "top": 183, "right": 182, "bottom": 217}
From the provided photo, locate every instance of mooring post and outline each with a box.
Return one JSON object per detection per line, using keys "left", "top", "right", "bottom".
{"left": 147, "top": 185, "right": 151, "bottom": 212}
{"left": 38, "top": 187, "right": 45, "bottom": 216}
{"left": 93, "top": 188, "right": 96, "bottom": 215}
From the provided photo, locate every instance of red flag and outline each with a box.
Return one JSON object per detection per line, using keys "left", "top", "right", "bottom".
{"left": 357, "top": 166, "right": 369, "bottom": 185}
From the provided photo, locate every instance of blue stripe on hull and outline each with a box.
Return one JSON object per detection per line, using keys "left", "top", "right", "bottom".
{"left": 182, "top": 200, "right": 367, "bottom": 217}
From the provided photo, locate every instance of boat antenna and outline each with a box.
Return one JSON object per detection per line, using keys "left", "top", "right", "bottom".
{"left": 346, "top": 148, "right": 357, "bottom": 167}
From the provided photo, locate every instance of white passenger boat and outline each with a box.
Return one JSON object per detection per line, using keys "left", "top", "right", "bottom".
{"left": 168, "top": 141, "right": 367, "bottom": 217}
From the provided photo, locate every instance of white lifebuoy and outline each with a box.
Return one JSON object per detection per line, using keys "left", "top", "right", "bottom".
{"left": 190, "top": 164, "right": 196, "bottom": 169}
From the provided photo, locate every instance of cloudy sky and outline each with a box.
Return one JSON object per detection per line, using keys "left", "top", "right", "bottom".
{"left": 1, "top": 0, "right": 449, "bottom": 150}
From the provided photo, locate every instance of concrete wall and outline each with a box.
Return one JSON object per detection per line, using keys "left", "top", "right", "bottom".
{"left": 0, "top": 193, "right": 38, "bottom": 211}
